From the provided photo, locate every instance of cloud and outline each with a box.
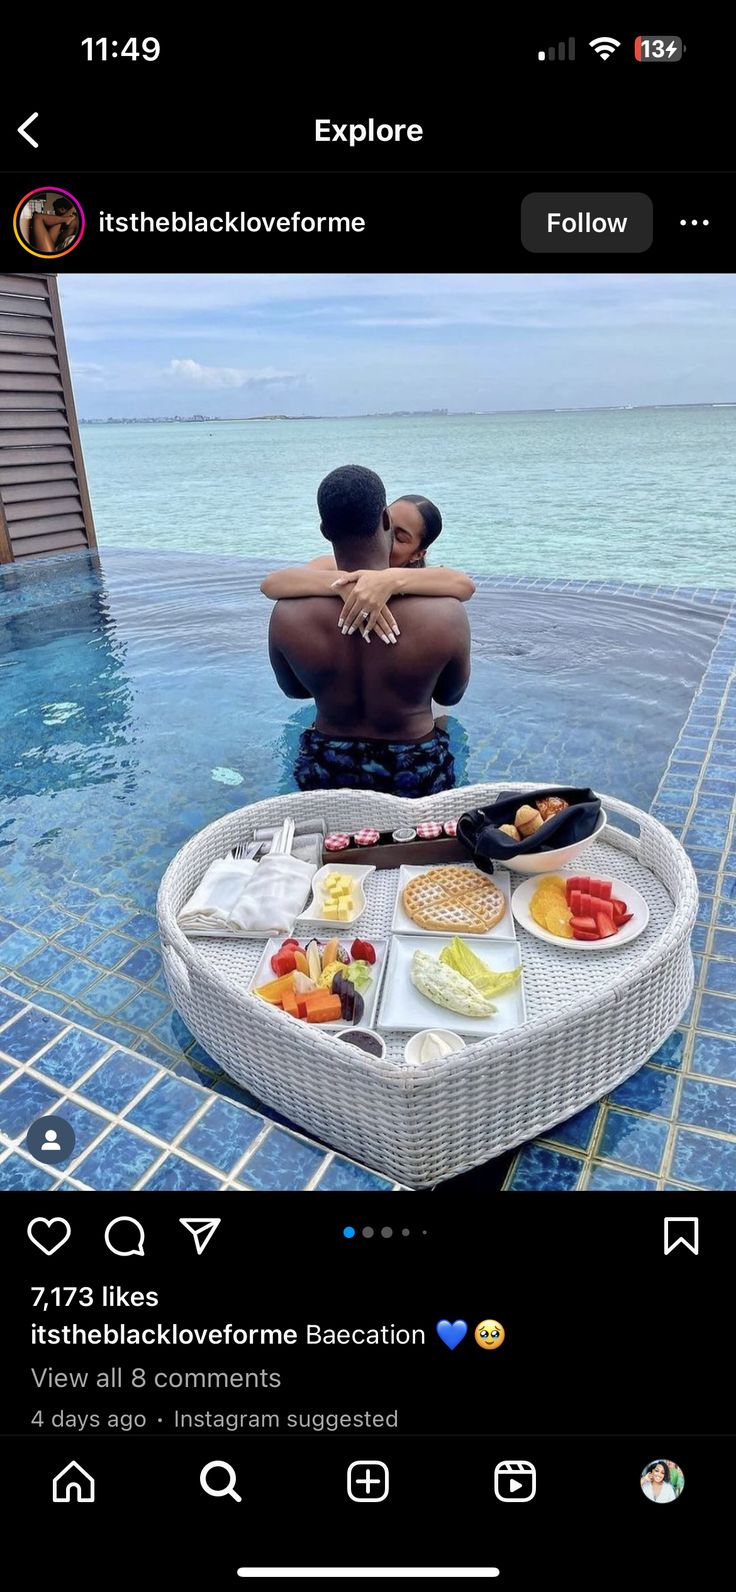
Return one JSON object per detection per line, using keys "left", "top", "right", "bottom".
{"left": 168, "top": 358, "right": 299, "bottom": 388}
{"left": 71, "top": 360, "right": 105, "bottom": 383}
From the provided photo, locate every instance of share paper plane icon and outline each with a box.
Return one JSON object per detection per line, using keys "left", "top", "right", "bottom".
{"left": 179, "top": 1217, "right": 221, "bottom": 1255}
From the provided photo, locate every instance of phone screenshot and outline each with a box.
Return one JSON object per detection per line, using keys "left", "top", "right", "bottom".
{"left": 0, "top": 20, "right": 732, "bottom": 1587}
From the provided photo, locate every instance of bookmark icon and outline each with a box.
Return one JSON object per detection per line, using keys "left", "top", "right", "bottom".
{"left": 179, "top": 1217, "right": 221, "bottom": 1255}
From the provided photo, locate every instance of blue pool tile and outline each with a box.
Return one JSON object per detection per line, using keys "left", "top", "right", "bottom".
{"left": 179, "top": 1098, "right": 264, "bottom": 1173}
{"left": 670, "top": 1129, "right": 736, "bottom": 1191}
{"left": 0, "top": 928, "right": 45, "bottom": 967}
{"left": 0, "top": 989, "right": 24, "bottom": 1027}
{"left": 57, "top": 883, "right": 99, "bottom": 913}
{"left": 125, "top": 1075, "right": 203, "bottom": 1139}
{"left": 172, "top": 1054, "right": 220, "bottom": 1086}
{"left": 85, "top": 898, "right": 133, "bottom": 931}
{"left": 1, "top": 891, "right": 49, "bottom": 927}
{"left": 134, "top": 1035, "right": 180, "bottom": 1066}
{"left": 81, "top": 973, "right": 140, "bottom": 1016}
{"left": 74, "top": 1127, "right": 161, "bottom": 1190}
{"left": 56, "top": 920, "right": 105, "bottom": 954}
{"left": 28, "top": 1100, "right": 108, "bottom": 1168}
{"left": 543, "top": 1102, "right": 600, "bottom": 1151}
{"left": 18, "top": 945, "right": 73, "bottom": 985}
{"left": 678, "top": 1077, "right": 736, "bottom": 1134}
{"left": 0, "top": 1057, "right": 15, "bottom": 1081}
{"left": 33, "top": 1026, "right": 111, "bottom": 1086}
{"left": 239, "top": 1129, "right": 326, "bottom": 1191}
{"left": 650, "top": 1031, "right": 686, "bottom": 1070}
{"left": 1, "top": 976, "right": 35, "bottom": 998}
{"left": 609, "top": 1066, "right": 678, "bottom": 1118}
{"left": 48, "top": 957, "right": 102, "bottom": 999}
{"left": 119, "top": 945, "right": 161, "bottom": 983}
{"left": 88, "top": 932, "right": 137, "bottom": 970}
{"left": 704, "top": 958, "right": 736, "bottom": 995}
{"left": 33, "top": 990, "right": 69, "bottom": 1015}
{"left": 587, "top": 1166, "right": 657, "bottom": 1191}
{"left": 28, "top": 907, "right": 76, "bottom": 939}
{"left": 508, "top": 1144, "right": 582, "bottom": 1191}
{"left": 0, "top": 1008, "right": 66, "bottom": 1063}
{"left": 124, "top": 913, "right": 158, "bottom": 942}
{"left": 79, "top": 1051, "right": 157, "bottom": 1112}
{"left": 0, "top": 920, "right": 17, "bottom": 943}
{"left": 690, "top": 1033, "right": 736, "bottom": 1080}
{"left": 598, "top": 1108, "right": 669, "bottom": 1173}
{"left": 0, "top": 1153, "right": 59, "bottom": 1189}
{"left": 184, "top": 1040, "right": 219, "bottom": 1071}
{"left": 690, "top": 924, "right": 708, "bottom": 952}
{"left": 150, "top": 1009, "right": 195, "bottom": 1053}
{"left": 144, "top": 1156, "right": 223, "bottom": 1192}
{"left": 717, "top": 900, "right": 736, "bottom": 928}
{"left": 0, "top": 1073, "right": 62, "bottom": 1138}
{"left": 116, "top": 990, "right": 171, "bottom": 1031}
{"left": 317, "top": 1158, "right": 394, "bottom": 1192}
{"left": 698, "top": 993, "right": 736, "bottom": 1035}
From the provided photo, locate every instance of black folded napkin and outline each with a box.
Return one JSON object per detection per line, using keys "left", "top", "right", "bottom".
{"left": 457, "top": 787, "right": 601, "bottom": 873}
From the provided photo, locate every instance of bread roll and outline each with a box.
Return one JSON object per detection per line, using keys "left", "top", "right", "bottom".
{"left": 536, "top": 796, "right": 569, "bottom": 822}
{"left": 498, "top": 823, "right": 521, "bottom": 841}
{"left": 515, "top": 805, "right": 544, "bottom": 838}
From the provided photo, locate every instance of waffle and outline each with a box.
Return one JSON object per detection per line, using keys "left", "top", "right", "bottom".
{"left": 402, "top": 866, "right": 506, "bottom": 933}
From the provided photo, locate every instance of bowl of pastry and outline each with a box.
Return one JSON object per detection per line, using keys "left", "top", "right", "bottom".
{"left": 496, "top": 798, "right": 607, "bottom": 876}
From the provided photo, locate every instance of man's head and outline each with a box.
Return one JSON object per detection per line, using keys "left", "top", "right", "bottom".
{"left": 318, "top": 465, "right": 391, "bottom": 560}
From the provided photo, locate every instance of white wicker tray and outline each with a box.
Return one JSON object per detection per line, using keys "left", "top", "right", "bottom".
{"left": 157, "top": 784, "right": 697, "bottom": 1188}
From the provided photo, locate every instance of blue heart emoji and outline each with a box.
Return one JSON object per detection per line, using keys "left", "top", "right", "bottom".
{"left": 436, "top": 1318, "right": 468, "bottom": 1350}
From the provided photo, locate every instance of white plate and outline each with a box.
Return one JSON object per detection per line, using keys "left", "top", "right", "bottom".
{"left": 300, "top": 863, "right": 376, "bottom": 925}
{"left": 511, "top": 876, "right": 650, "bottom": 950}
{"left": 390, "top": 863, "right": 515, "bottom": 940}
{"left": 249, "top": 935, "right": 386, "bottom": 1028}
{"left": 377, "top": 934, "right": 525, "bottom": 1037}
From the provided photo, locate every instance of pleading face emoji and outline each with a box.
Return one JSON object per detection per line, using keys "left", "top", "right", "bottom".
{"left": 474, "top": 1319, "right": 505, "bottom": 1350}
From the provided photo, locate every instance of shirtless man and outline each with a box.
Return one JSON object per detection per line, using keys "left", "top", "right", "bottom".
{"left": 268, "top": 464, "right": 471, "bottom": 794}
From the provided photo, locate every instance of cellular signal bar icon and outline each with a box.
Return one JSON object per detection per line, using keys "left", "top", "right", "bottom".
{"left": 538, "top": 38, "right": 576, "bottom": 62}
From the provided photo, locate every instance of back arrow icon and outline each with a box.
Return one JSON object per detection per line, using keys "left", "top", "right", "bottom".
{"left": 18, "top": 112, "right": 39, "bottom": 148}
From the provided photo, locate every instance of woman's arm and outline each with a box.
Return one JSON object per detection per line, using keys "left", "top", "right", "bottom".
{"left": 260, "top": 555, "right": 336, "bottom": 599}
{"left": 333, "top": 565, "right": 476, "bottom": 635}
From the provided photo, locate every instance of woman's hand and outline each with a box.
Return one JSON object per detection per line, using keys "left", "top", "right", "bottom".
{"left": 332, "top": 570, "right": 400, "bottom": 641}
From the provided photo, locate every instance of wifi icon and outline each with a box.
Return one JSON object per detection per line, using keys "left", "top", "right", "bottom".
{"left": 589, "top": 36, "right": 621, "bottom": 59}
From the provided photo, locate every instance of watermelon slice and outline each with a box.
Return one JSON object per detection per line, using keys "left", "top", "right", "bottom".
{"left": 573, "top": 929, "right": 600, "bottom": 941}
{"left": 570, "top": 915, "right": 598, "bottom": 932}
{"left": 570, "top": 889, "right": 583, "bottom": 916}
{"left": 618, "top": 911, "right": 634, "bottom": 925}
{"left": 596, "top": 910, "right": 617, "bottom": 939}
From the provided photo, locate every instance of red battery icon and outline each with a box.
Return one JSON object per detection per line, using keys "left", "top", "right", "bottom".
{"left": 635, "top": 35, "right": 683, "bottom": 60}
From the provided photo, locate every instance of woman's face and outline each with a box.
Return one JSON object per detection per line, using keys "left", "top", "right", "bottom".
{"left": 651, "top": 1465, "right": 665, "bottom": 1484}
{"left": 388, "top": 499, "right": 426, "bottom": 567}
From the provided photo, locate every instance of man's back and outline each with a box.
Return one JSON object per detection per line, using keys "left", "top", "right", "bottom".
{"left": 269, "top": 593, "right": 470, "bottom": 740}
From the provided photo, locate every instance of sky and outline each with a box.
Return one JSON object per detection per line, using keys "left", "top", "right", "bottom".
{"left": 59, "top": 273, "right": 736, "bottom": 418}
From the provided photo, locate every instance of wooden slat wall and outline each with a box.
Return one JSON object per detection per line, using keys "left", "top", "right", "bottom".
{"left": 0, "top": 274, "right": 96, "bottom": 561}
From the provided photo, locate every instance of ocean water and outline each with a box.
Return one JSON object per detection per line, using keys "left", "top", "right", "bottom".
{"left": 80, "top": 407, "right": 736, "bottom": 584}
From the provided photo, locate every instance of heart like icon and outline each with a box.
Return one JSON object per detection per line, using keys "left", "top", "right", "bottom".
{"left": 27, "top": 1217, "right": 71, "bottom": 1256}
{"left": 436, "top": 1318, "right": 468, "bottom": 1350}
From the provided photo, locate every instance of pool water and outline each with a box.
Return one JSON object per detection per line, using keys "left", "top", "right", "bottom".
{"left": 1, "top": 549, "right": 734, "bottom": 1193}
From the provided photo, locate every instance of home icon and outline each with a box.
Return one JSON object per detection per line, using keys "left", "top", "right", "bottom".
{"left": 52, "top": 1460, "right": 95, "bottom": 1503}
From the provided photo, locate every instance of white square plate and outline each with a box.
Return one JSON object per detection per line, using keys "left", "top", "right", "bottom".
{"left": 390, "top": 863, "right": 515, "bottom": 940}
{"left": 377, "top": 934, "right": 526, "bottom": 1037}
{"left": 249, "top": 935, "right": 387, "bottom": 1029}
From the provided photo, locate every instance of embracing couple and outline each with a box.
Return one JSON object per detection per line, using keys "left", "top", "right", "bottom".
{"left": 261, "top": 465, "right": 474, "bottom": 796}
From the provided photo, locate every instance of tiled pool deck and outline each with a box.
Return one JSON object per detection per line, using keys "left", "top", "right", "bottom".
{"left": 1, "top": 574, "right": 734, "bottom": 1192}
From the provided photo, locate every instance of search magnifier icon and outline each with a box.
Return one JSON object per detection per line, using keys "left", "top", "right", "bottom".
{"left": 200, "top": 1461, "right": 242, "bottom": 1502}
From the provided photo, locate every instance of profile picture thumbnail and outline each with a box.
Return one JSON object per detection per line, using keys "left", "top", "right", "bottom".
{"left": 14, "top": 187, "right": 85, "bottom": 259}
{"left": 640, "top": 1457, "right": 685, "bottom": 1503}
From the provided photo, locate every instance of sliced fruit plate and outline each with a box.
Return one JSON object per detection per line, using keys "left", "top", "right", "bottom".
{"left": 511, "top": 873, "right": 649, "bottom": 950}
{"left": 300, "top": 864, "right": 376, "bottom": 925}
{"left": 249, "top": 934, "right": 386, "bottom": 1028}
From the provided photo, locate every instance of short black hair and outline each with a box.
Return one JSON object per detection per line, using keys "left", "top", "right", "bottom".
{"left": 317, "top": 465, "right": 387, "bottom": 542}
{"left": 397, "top": 493, "right": 443, "bottom": 549}
{"left": 52, "top": 196, "right": 74, "bottom": 215}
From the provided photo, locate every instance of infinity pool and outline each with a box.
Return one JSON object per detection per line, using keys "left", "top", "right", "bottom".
{"left": 0, "top": 550, "right": 733, "bottom": 1193}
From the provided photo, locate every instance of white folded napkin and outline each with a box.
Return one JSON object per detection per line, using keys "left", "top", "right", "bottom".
{"left": 178, "top": 852, "right": 316, "bottom": 937}
{"left": 178, "top": 857, "right": 258, "bottom": 927}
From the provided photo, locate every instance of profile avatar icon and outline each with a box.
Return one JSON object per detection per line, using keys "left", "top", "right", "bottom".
{"left": 41, "top": 1130, "right": 61, "bottom": 1154}
{"left": 14, "top": 187, "right": 85, "bottom": 259}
